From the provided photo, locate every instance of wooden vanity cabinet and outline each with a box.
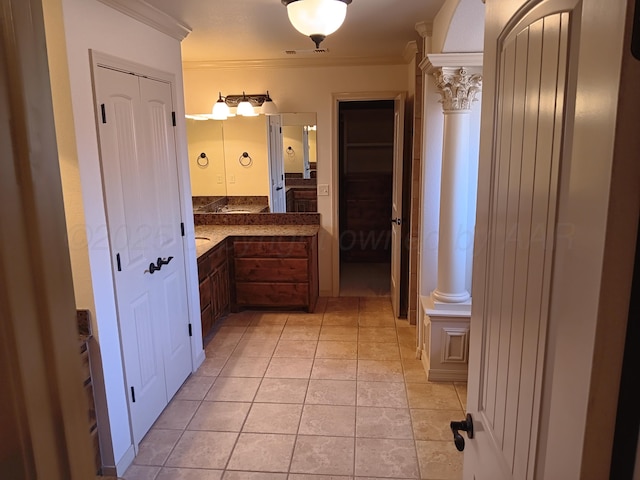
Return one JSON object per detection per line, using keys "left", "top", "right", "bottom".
{"left": 197, "top": 241, "right": 230, "bottom": 338}
{"left": 230, "top": 234, "right": 318, "bottom": 312}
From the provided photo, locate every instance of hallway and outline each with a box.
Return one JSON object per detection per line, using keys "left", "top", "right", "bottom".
{"left": 121, "top": 296, "right": 465, "bottom": 479}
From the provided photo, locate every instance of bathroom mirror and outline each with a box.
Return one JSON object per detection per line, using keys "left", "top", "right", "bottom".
{"left": 281, "top": 113, "right": 317, "bottom": 181}
{"left": 186, "top": 113, "right": 317, "bottom": 212}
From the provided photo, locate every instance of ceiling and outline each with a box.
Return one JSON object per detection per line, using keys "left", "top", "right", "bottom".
{"left": 143, "top": 0, "right": 446, "bottom": 64}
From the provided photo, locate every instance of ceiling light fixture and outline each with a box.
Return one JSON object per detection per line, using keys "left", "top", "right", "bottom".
{"left": 282, "top": 0, "right": 352, "bottom": 48}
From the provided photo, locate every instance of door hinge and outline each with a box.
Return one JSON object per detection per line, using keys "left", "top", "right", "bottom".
{"left": 130, "top": 386, "right": 136, "bottom": 403}
{"left": 101, "top": 104, "right": 106, "bottom": 123}
{"left": 279, "top": 127, "right": 282, "bottom": 133}
{"left": 181, "top": 222, "right": 185, "bottom": 237}
{"left": 188, "top": 323, "right": 193, "bottom": 337}
{"left": 172, "top": 111, "right": 176, "bottom": 126}
{"left": 116, "top": 253, "right": 121, "bottom": 271}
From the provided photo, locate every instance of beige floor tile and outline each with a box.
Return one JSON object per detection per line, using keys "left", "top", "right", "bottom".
{"left": 358, "top": 313, "right": 396, "bottom": 327}
{"left": 223, "top": 472, "right": 287, "bottom": 480}
{"left": 358, "top": 342, "right": 401, "bottom": 361}
{"left": 315, "top": 341, "right": 358, "bottom": 359}
{"left": 205, "top": 341, "right": 237, "bottom": 359}
{"left": 306, "top": 379, "right": 356, "bottom": 405}
{"left": 290, "top": 435, "right": 355, "bottom": 476}
{"left": 193, "top": 357, "right": 228, "bottom": 377}
{"left": 205, "top": 377, "right": 261, "bottom": 402}
{"left": 265, "top": 357, "right": 314, "bottom": 379}
{"left": 315, "top": 296, "right": 329, "bottom": 312}
{"left": 227, "top": 433, "right": 296, "bottom": 472}
{"left": 242, "top": 325, "right": 284, "bottom": 337}
{"left": 280, "top": 325, "right": 321, "bottom": 341}
{"left": 242, "top": 403, "right": 303, "bottom": 434}
{"left": 322, "top": 311, "right": 359, "bottom": 326}
{"left": 231, "top": 337, "right": 278, "bottom": 357}
{"left": 174, "top": 375, "right": 215, "bottom": 401}
{"left": 454, "top": 382, "right": 467, "bottom": 410}
{"left": 254, "top": 378, "right": 309, "bottom": 403}
{"left": 250, "top": 312, "right": 289, "bottom": 325}
{"left": 400, "top": 343, "right": 419, "bottom": 360}
{"left": 273, "top": 340, "right": 318, "bottom": 358}
{"left": 325, "top": 297, "right": 360, "bottom": 312}
{"left": 358, "top": 327, "right": 398, "bottom": 343}
{"left": 165, "top": 431, "right": 237, "bottom": 469}
{"left": 299, "top": 404, "right": 356, "bottom": 436}
{"left": 415, "top": 440, "right": 463, "bottom": 480}
{"left": 219, "top": 357, "right": 270, "bottom": 378}
{"left": 402, "top": 359, "right": 428, "bottom": 384}
{"left": 286, "top": 313, "right": 324, "bottom": 326}
{"left": 406, "top": 383, "right": 460, "bottom": 410}
{"left": 215, "top": 312, "right": 254, "bottom": 327}
{"left": 411, "top": 409, "right": 463, "bottom": 441}
{"left": 357, "top": 360, "right": 404, "bottom": 382}
{"left": 397, "top": 327, "right": 417, "bottom": 346}
{"left": 358, "top": 297, "right": 391, "bottom": 311}
{"left": 212, "top": 326, "right": 249, "bottom": 337}
{"left": 288, "top": 475, "right": 352, "bottom": 480}
{"left": 319, "top": 326, "right": 358, "bottom": 341}
{"left": 187, "top": 401, "right": 250, "bottom": 432}
{"left": 355, "top": 438, "right": 419, "bottom": 478}
{"left": 356, "top": 406, "right": 413, "bottom": 439}
{"left": 156, "top": 468, "right": 223, "bottom": 480}
{"left": 357, "top": 381, "right": 408, "bottom": 408}
{"left": 310, "top": 359, "right": 358, "bottom": 380}
{"left": 153, "top": 400, "right": 199, "bottom": 430}
{"left": 122, "top": 465, "right": 160, "bottom": 480}
{"left": 133, "top": 429, "right": 182, "bottom": 466}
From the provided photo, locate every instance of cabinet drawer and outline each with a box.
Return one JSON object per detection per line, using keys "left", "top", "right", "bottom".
{"left": 209, "top": 243, "right": 227, "bottom": 270}
{"left": 233, "top": 241, "right": 308, "bottom": 258}
{"left": 199, "top": 275, "right": 211, "bottom": 310}
{"left": 235, "top": 282, "right": 309, "bottom": 306}
{"left": 234, "top": 258, "right": 308, "bottom": 282}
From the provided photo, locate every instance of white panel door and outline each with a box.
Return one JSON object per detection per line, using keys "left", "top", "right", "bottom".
{"left": 390, "top": 93, "right": 405, "bottom": 317}
{"left": 95, "top": 66, "right": 191, "bottom": 445}
{"left": 268, "top": 115, "right": 286, "bottom": 213}
{"left": 465, "top": 1, "right": 576, "bottom": 478}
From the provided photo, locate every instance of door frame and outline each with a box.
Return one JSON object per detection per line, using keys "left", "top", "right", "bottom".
{"left": 330, "top": 91, "right": 407, "bottom": 298}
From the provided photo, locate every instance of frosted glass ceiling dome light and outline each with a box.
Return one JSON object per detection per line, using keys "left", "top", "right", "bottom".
{"left": 211, "top": 92, "right": 229, "bottom": 120}
{"left": 282, "top": 0, "right": 352, "bottom": 48}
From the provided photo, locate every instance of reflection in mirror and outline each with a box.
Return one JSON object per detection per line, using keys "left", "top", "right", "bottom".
{"left": 282, "top": 113, "right": 317, "bottom": 181}
{"left": 186, "top": 117, "right": 226, "bottom": 197}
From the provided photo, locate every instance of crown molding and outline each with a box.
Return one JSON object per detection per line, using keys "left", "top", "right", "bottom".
{"left": 415, "top": 21, "right": 433, "bottom": 38}
{"left": 97, "top": 0, "right": 191, "bottom": 41}
{"left": 182, "top": 55, "right": 408, "bottom": 70}
{"left": 403, "top": 41, "right": 419, "bottom": 63}
{"left": 419, "top": 52, "right": 483, "bottom": 73}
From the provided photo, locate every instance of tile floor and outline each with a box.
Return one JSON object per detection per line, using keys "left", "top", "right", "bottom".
{"left": 120, "top": 296, "right": 466, "bottom": 480}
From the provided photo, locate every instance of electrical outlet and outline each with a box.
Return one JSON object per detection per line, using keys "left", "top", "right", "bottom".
{"left": 318, "top": 184, "right": 329, "bottom": 196}
{"left": 217, "top": 174, "right": 223, "bottom": 184}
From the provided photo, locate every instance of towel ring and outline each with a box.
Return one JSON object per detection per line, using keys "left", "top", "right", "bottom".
{"left": 196, "top": 152, "right": 209, "bottom": 167}
{"left": 239, "top": 152, "right": 252, "bottom": 167}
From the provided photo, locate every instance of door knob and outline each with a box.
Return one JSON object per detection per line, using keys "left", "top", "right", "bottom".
{"left": 391, "top": 218, "right": 401, "bottom": 225}
{"left": 450, "top": 414, "right": 474, "bottom": 451}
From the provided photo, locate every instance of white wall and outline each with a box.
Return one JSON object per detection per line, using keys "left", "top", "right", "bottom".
{"left": 184, "top": 63, "right": 410, "bottom": 294}
{"left": 58, "top": 0, "right": 200, "bottom": 473}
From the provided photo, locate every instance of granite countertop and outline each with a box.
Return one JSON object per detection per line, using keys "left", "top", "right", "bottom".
{"left": 194, "top": 204, "right": 268, "bottom": 214}
{"left": 195, "top": 224, "right": 320, "bottom": 258}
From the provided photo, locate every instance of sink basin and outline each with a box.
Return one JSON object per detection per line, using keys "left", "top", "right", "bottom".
{"left": 195, "top": 236, "right": 210, "bottom": 246}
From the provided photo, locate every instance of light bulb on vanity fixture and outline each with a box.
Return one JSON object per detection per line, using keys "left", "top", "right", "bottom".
{"left": 211, "top": 92, "right": 278, "bottom": 119}
{"left": 281, "top": 0, "right": 352, "bottom": 48}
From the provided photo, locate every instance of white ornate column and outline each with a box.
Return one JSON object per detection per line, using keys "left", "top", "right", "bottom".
{"left": 432, "top": 67, "right": 482, "bottom": 304}
{"left": 419, "top": 56, "right": 482, "bottom": 382}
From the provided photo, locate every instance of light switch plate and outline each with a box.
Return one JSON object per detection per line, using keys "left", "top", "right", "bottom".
{"left": 318, "top": 184, "right": 329, "bottom": 196}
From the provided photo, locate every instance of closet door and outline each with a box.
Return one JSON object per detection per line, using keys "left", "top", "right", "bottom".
{"left": 94, "top": 66, "right": 191, "bottom": 445}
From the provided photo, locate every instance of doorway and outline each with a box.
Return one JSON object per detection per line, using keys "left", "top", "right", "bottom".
{"left": 338, "top": 100, "right": 394, "bottom": 297}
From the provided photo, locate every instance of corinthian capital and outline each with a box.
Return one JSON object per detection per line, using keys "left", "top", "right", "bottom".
{"left": 433, "top": 67, "right": 482, "bottom": 112}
